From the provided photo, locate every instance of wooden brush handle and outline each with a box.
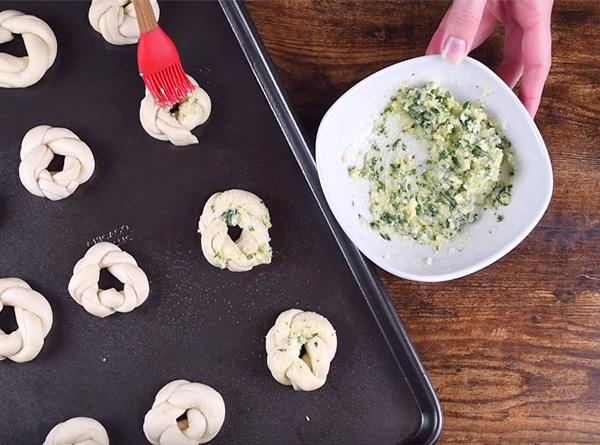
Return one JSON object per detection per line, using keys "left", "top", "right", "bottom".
{"left": 133, "top": 0, "right": 158, "bottom": 33}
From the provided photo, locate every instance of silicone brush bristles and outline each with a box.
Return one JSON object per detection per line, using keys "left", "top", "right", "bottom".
{"left": 143, "top": 63, "right": 195, "bottom": 107}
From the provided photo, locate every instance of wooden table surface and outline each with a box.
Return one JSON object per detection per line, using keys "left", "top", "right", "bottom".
{"left": 246, "top": 1, "right": 600, "bottom": 443}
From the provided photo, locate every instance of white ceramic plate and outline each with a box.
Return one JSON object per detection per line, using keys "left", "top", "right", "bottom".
{"left": 316, "top": 55, "right": 553, "bottom": 282}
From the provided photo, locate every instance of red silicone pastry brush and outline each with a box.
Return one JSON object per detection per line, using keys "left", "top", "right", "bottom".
{"left": 132, "top": 0, "right": 194, "bottom": 106}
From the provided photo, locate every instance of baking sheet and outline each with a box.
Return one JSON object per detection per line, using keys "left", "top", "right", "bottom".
{"left": 0, "top": 1, "right": 441, "bottom": 443}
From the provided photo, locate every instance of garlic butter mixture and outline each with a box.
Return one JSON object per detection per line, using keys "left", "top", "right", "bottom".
{"left": 350, "top": 82, "right": 514, "bottom": 249}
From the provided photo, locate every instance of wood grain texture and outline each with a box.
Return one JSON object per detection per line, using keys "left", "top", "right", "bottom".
{"left": 246, "top": 1, "right": 600, "bottom": 443}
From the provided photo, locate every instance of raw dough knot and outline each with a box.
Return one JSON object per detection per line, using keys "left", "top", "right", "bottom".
{"left": 140, "top": 75, "right": 211, "bottom": 146}
{"left": 0, "top": 10, "right": 57, "bottom": 88}
{"left": 266, "top": 309, "right": 337, "bottom": 391}
{"left": 19, "top": 125, "right": 95, "bottom": 201}
{"left": 0, "top": 277, "right": 53, "bottom": 363}
{"left": 68, "top": 242, "right": 149, "bottom": 318}
{"left": 43, "top": 417, "right": 109, "bottom": 445}
{"left": 144, "top": 380, "right": 226, "bottom": 445}
{"left": 198, "top": 189, "right": 272, "bottom": 272}
{"left": 88, "top": 0, "right": 160, "bottom": 45}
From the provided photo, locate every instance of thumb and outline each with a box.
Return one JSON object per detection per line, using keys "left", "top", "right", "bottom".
{"left": 426, "top": 0, "right": 487, "bottom": 64}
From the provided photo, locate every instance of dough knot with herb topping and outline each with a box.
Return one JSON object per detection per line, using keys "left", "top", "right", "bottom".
{"left": 198, "top": 189, "right": 272, "bottom": 272}
{"left": 140, "top": 74, "right": 211, "bottom": 146}
{"left": 19, "top": 125, "right": 95, "bottom": 201}
{"left": 0, "top": 277, "right": 53, "bottom": 363}
{"left": 88, "top": 0, "right": 160, "bottom": 45}
{"left": 0, "top": 10, "right": 57, "bottom": 87}
{"left": 68, "top": 242, "right": 149, "bottom": 318}
{"left": 266, "top": 308, "right": 337, "bottom": 391}
{"left": 144, "top": 380, "right": 226, "bottom": 445}
{"left": 43, "top": 417, "right": 109, "bottom": 445}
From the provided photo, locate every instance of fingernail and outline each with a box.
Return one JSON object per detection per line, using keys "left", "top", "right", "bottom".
{"left": 441, "top": 36, "right": 467, "bottom": 64}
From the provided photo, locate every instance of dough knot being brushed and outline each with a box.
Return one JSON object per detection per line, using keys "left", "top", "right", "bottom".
{"left": 140, "top": 74, "right": 211, "bottom": 147}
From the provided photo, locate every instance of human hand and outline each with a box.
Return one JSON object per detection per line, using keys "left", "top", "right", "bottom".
{"left": 426, "top": 0, "right": 553, "bottom": 117}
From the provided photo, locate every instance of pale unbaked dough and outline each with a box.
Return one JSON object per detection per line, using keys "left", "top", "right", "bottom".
{"left": 19, "top": 125, "right": 95, "bottom": 201}
{"left": 266, "top": 308, "right": 337, "bottom": 391}
{"left": 88, "top": 0, "right": 160, "bottom": 45}
{"left": 43, "top": 417, "right": 109, "bottom": 445}
{"left": 140, "top": 75, "right": 211, "bottom": 146}
{"left": 0, "top": 10, "right": 57, "bottom": 88}
{"left": 0, "top": 277, "right": 53, "bottom": 363}
{"left": 68, "top": 242, "right": 149, "bottom": 318}
{"left": 198, "top": 189, "right": 272, "bottom": 272}
{"left": 144, "top": 380, "right": 226, "bottom": 445}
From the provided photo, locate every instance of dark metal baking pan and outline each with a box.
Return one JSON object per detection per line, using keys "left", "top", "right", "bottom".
{"left": 0, "top": 1, "right": 441, "bottom": 444}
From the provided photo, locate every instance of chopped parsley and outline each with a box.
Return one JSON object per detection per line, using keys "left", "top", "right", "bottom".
{"left": 221, "top": 208, "right": 239, "bottom": 225}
